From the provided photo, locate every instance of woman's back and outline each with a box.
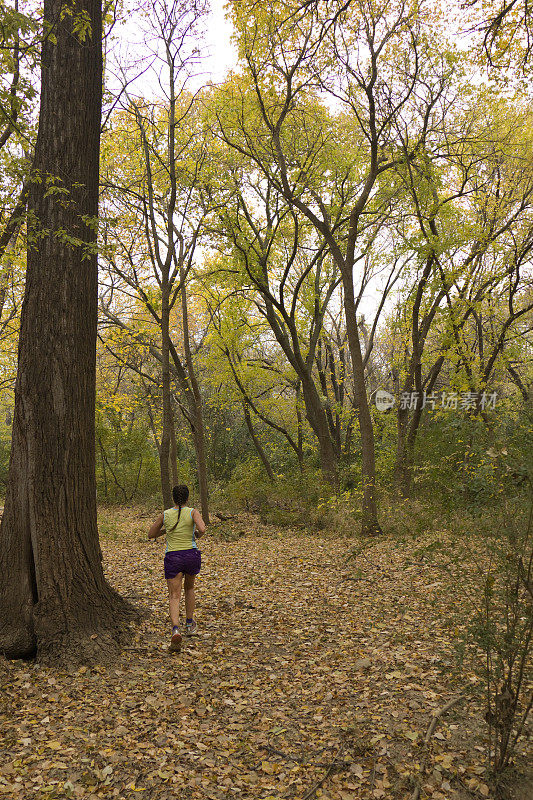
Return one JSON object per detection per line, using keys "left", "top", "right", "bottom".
{"left": 164, "top": 506, "right": 197, "bottom": 552}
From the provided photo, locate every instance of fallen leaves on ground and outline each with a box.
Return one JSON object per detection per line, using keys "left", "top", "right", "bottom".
{"left": 0, "top": 509, "right": 530, "bottom": 800}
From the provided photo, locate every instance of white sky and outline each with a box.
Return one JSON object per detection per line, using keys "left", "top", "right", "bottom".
{"left": 203, "top": 0, "right": 238, "bottom": 82}
{"left": 107, "top": 0, "right": 237, "bottom": 98}
{"left": 103, "top": 1, "right": 419, "bottom": 323}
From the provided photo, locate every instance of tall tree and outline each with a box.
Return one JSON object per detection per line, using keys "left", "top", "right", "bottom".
{"left": 392, "top": 96, "right": 533, "bottom": 495}
{"left": 203, "top": 284, "right": 306, "bottom": 472}
{"left": 101, "top": 0, "right": 211, "bottom": 517}
{"left": 208, "top": 159, "right": 342, "bottom": 483}
{"left": 0, "top": 0, "right": 135, "bottom": 661}
{"left": 221, "top": 0, "right": 439, "bottom": 533}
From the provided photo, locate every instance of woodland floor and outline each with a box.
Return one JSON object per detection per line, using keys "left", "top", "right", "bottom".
{"left": 1, "top": 507, "right": 531, "bottom": 800}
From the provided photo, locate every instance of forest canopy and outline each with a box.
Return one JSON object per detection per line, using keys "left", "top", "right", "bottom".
{"left": 0, "top": 0, "right": 531, "bottom": 522}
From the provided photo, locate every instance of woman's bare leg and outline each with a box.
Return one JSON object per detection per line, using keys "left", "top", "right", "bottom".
{"left": 184, "top": 574, "right": 195, "bottom": 620}
{"left": 167, "top": 574, "right": 183, "bottom": 628}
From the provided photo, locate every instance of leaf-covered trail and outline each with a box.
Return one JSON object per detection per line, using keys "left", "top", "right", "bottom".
{"left": 0, "top": 513, "right": 514, "bottom": 799}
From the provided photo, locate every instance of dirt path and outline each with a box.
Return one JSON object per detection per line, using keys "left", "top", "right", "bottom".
{"left": 0, "top": 512, "right": 529, "bottom": 799}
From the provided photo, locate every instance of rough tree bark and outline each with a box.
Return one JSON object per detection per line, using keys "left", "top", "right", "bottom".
{"left": 0, "top": 0, "right": 137, "bottom": 662}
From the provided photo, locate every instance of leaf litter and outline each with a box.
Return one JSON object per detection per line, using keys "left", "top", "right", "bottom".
{"left": 1, "top": 508, "right": 531, "bottom": 800}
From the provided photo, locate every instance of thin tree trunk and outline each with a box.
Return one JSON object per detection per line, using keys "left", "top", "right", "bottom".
{"left": 219, "top": 342, "right": 303, "bottom": 463}
{"left": 507, "top": 365, "right": 530, "bottom": 403}
{"left": 97, "top": 436, "right": 109, "bottom": 500}
{"left": 394, "top": 405, "right": 410, "bottom": 495}
{"left": 402, "top": 404, "right": 424, "bottom": 498}
{"left": 316, "top": 340, "right": 341, "bottom": 459}
{"left": 394, "top": 355, "right": 445, "bottom": 497}
{"left": 0, "top": 243, "right": 14, "bottom": 322}
{"left": 242, "top": 401, "right": 275, "bottom": 481}
{"left": 180, "top": 266, "right": 209, "bottom": 522}
{"left": 192, "top": 424, "right": 210, "bottom": 522}
{"left": 343, "top": 408, "right": 356, "bottom": 458}
{"left": 260, "top": 284, "right": 338, "bottom": 484}
{"left": 342, "top": 270, "right": 382, "bottom": 535}
{"left": 300, "top": 371, "right": 339, "bottom": 485}
{"left": 295, "top": 381, "right": 304, "bottom": 470}
{"left": 159, "top": 288, "right": 172, "bottom": 508}
{"left": 97, "top": 436, "right": 128, "bottom": 504}
{"left": 325, "top": 341, "right": 343, "bottom": 456}
{"left": 0, "top": 182, "right": 27, "bottom": 265}
{"left": 0, "top": 0, "right": 136, "bottom": 662}
{"left": 145, "top": 398, "right": 161, "bottom": 455}
{"left": 169, "top": 403, "right": 179, "bottom": 486}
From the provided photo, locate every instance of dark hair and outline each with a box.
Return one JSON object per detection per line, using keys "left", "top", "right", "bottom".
{"left": 173, "top": 484, "right": 189, "bottom": 507}
{"left": 167, "top": 485, "right": 189, "bottom": 531}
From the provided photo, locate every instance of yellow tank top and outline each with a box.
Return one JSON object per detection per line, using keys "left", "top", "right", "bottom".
{"left": 163, "top": 506, "right": 197, "bottom": 552}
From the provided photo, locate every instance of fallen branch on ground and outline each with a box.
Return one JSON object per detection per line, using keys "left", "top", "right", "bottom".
{"left": 301, "top": 747, "right": 345, "bottom": 800}
{"left": 410, "top": 695, "right": 466, "bottom": 800}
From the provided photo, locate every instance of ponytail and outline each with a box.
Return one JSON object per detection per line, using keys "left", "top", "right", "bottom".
{"left": 167, "top": 484, "right": 189, "bottom": 532}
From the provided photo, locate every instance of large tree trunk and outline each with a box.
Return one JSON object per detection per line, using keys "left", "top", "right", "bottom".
{"left": 0, "top": 0, "right": 137, "bottom": 663}
{"left": 342, "top": 271, "right": 382, "bottom": 536}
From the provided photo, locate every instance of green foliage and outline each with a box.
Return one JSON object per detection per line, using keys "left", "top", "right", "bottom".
{"left": 413, "top": 401, "right": 532, "bottom": 506}
{"left": 96, "top": 413, "right": 161, "bottom": 504}
{"left": 467, "top": 497, "right": 532, "bottom": 774}
{"left": 219, "top": 457, "right": 319, "bottom": 510}
{"left": 59, "top": 5, "right": 92, "bottom": 43}
{"left": 97, "top": 509, "right": 119, "bottom": 541}
{"left": 218, "top": 458, "right": 273, "bottom": 511}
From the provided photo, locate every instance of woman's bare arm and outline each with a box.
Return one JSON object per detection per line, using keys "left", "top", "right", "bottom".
{"left": 148, "top": 514, "right": 165, "bottom": 540}
{"left": 192, "top": 508, "right": 206, "bottom": 537}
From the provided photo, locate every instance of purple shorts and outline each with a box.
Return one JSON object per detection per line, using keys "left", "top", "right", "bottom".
{"left": 164, "top": 549, "right": 201, "bottom": 580}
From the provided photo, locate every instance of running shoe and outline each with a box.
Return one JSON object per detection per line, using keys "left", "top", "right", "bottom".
{"left": 170, "top": 626, "right": 182, "bottom": 651}
{"left": 185, "top": 620, "right": 198, "bottom": 636}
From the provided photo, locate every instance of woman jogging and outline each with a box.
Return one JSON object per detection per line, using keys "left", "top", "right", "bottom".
{"left": 148, "top": 484, "right": 207, "bottom": 651}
